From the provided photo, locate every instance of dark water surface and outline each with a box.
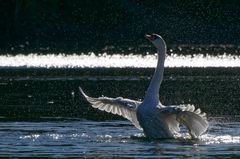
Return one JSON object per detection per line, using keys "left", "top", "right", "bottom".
{"left": 0, "top": 67, "right": 240, "bottom": 158}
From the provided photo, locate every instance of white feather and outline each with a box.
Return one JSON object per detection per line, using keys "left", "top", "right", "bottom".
{"left": 79, "top": 87, "right": 142, "bottom": 130}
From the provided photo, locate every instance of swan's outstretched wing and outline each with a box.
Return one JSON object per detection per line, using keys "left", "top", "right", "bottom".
{"left": 159, "top": 104, "right": 208, "bottom": 138}
{"left": 79, "top": 87, "right": 142, "bottom": 130}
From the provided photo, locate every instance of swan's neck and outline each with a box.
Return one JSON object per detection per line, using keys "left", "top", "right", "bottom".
{"left": 144, "top": 46, "right": 166, "bottom": 105}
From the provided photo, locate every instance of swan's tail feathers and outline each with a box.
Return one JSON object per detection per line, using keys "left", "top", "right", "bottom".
{"left": 177, "top": 105, "right": 208, "bottom": 138}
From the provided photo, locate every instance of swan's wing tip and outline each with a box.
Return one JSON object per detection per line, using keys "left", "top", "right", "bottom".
{"left": 79, "top": 87, "right": 88, "bottom": 98}
{"left": 79, "top": 86, "right": 83, "bottom": 92}
{"left": 78, "top": 87, "right": 142, "bottom": 130}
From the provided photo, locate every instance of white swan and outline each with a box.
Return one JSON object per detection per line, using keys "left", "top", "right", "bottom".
{"left": 79, "top": 34, "right": 208, "bottom": 139}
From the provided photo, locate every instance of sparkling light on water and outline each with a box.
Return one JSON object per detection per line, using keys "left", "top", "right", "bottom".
{"left": 0, "top": 53, "right": 240, "bottom": 68}
{"left": 200, "top": 134, "right": 240, "bottom": 144}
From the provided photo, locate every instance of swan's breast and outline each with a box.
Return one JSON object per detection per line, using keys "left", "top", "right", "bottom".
{"left": 136, "top": 106, "right": 173, "bottom": 138}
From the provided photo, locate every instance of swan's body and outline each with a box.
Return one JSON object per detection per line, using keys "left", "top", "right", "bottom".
{"left": 80, "top": 34, "right": 208, "bottom": 138}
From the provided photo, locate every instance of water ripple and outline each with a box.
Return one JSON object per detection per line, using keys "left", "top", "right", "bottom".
{"left": 0, "top": 119, "right": 240, "bottom": 158}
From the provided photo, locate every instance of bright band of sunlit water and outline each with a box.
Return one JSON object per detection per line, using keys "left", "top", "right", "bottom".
{"left": 1, "top": 53, "right": 240, "bottom": 68}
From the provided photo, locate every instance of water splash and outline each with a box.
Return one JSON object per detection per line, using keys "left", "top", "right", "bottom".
{"left": 0, "top": 53, "right": 240, "bottom": 68}
{"left": 19, "top": 134, "right": 40, "bottom": 141}
{"left": 200, "top": 134, "right": 240, "bottom": 144}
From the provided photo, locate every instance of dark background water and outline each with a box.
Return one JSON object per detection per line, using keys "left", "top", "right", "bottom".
{"left": 1, "top": 0, "right": 240, "bottom": 54}
{"left": 1, "top": 67, "right": 240, "bottom": 120}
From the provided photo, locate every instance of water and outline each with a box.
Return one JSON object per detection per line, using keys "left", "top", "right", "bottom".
{"left": 0, "top": 119, "right": 240, "bottom": 158}
{"left": 1, "top": 53, "right": 240, "bottom": 158}
{"left": 1, "top": 53, "right": 240, "bottom": 68}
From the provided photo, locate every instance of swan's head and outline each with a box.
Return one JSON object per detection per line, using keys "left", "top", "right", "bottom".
{"left": 145, "top": 34, "right": 166, "bottom": 49}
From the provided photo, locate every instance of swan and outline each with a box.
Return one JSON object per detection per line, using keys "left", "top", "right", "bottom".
{"left": 79, "top": 34, "right": 208, "bottom": 139}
